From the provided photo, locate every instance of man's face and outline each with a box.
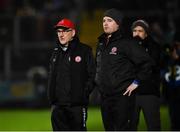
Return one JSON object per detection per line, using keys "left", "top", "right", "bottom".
{"left": 103, "top": 16, "right": 119, "bottom": 34}
{"left": 132, "top": 26, "right": 147, "bottom": 40}
{"left": 56, "top": 28, "right": 75, "bottom": 45}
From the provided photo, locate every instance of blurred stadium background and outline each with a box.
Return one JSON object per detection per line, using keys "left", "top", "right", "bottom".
{"left": 0, "top": 0, "right": 179, "bottom": 130}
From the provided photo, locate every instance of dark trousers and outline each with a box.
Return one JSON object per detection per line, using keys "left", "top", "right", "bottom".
{"left": 131, "top": 95, "right": 161, "bottom": 131}
{"left": 51, "top": 105, "right": 87, "bottom": 131}
{"left": 168, "top": 99, "right": 180, "bottom": 130}
{"left": 100, "top": 94, "right": 135, "bottom": 131}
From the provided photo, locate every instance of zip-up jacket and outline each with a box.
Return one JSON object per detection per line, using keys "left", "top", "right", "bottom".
{"left": 95, "top": 30, "right": 154, "bottom": 96}
{"left": 134, "top": 36, "right": 160, "bottom": 97}
{"left": 47, "top": 37, "right": 96, "bottom": 106}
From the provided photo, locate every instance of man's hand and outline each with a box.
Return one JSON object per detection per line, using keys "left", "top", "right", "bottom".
{"left": 123, "top": 83, "right": 138, "bottom": 96}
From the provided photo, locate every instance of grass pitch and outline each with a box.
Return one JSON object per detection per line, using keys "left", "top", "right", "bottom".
{"left": 0, "top": 106, "right": 170, "bottom": 131}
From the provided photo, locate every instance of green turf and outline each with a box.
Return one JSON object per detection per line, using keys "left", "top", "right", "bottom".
{"left": 138, "top": 105, "right": 170, "bottom": 130}
{"left": 0, "top": 106, "right": 170, "bottom": 131}
{"left": 0, "top": 109, "right": 52, "bottom": 131}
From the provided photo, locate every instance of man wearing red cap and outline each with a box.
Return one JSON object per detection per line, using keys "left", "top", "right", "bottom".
{"left": 47, "top": 18, "right": 95, "bottom": 131}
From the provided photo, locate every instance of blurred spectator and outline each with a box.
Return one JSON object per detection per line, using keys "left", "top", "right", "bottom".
{"left": 27, "top": 66, "right": 48, "bottom": 105}
{"left": 14, "top": 0, "right": 35, "bottom": 16}
{"left": 150, "top": 21, "right": 166, "bottom": 45}
{"left": 162, "top": 31, "right": 180, "bottom": 130}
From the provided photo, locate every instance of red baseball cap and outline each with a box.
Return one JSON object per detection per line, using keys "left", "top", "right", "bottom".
{"left": 54, "top": 18, "right": 75, "bottom": 30}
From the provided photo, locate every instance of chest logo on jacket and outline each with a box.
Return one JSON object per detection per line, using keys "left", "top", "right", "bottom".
{"left": 53, "top": 58, "right": 56, "bottom": 62}
{"left": 165, "top": 65, "right": 180, "bottom": 82}
{"left": 109, "top": 47, "right": 117, "bottom": 55}
{"left": 75, "top": 56, "right": 82, "bottom": 62}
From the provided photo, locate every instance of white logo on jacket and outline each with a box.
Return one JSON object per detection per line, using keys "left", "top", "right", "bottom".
{"left": 53, "top": 58, "right": 56, "bottom": 62}
{"left": 75, "top": 56, "right": 82, "bottom": 62}
{"left": 109, "top": 47, "right": 117, "bottom": 55}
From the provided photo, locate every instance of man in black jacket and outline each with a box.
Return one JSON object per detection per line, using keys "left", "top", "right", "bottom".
{"left": 131, "top": 19, "right": 161, "bottom": 130}
{"left": 162, "top": 31, "right": 180, "bottom": 130}
{"left": 47, "top": 18, "right": 95, "bottom": 131}
{"left": 95, "top": 9, "right": 154, "bottom": 130}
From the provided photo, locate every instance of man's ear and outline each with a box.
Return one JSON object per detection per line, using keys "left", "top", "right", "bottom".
{"left": 72, "top": 29, "right": 76, "bottom": 37}
{"left": 145, "top": 33, "right": 148, "bottom": 38}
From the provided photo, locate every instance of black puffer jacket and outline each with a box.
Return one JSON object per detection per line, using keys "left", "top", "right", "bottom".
{"left": 134, "top": 36, "right": 160, "bottom": 96}
{"left": 47, "top": 37, "right": 96, "bottom": 106}
{"left": 95, "top": 30, "right": 154, "bottom": 97}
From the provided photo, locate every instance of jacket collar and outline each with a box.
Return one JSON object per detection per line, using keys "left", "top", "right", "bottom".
{"left": 56, "top": 36, "right": 80, "bottom": 51}
{"left": 134, "top": 35, "right": 153, "bottom": 48}
{"left": 98, "top": 29, "right": 123, "bottom": 43}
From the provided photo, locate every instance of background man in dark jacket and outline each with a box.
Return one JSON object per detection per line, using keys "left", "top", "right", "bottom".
{"left": 47, "top": 18, "right": 95, "bottom": 131}
{"left": 131, "top": 19, "right": 161, "bottom": 130}
{"left": 162, "top": 31, "right": 180, "bottom": 130}
{"left": 95, "top": 9, "right": 154, "bottom": 131}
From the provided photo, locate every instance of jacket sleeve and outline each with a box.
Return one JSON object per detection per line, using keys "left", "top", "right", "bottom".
{"left": 126, "top": 40, "right": 155, "bottom": 83}
{"left": 85, "top": 47, "right": 96, "bottom": 96}
{"left": 47, "top": 50, "right": 57, "bottom": 105}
